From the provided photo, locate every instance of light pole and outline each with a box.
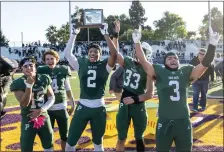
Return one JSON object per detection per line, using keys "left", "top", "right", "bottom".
{"left": 21, "top": 32, "right": 23, "bottom": 47}
{"left": 69, "top": 0, "right": 72, "bottom": 36}
{"left": 88, "top": 28, "right": 90, "bottom": 42}
{"left": 208, "top": 0, "right": 211, "bottom": 42}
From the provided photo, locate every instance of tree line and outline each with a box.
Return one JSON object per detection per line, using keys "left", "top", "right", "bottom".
{"left": 0, "top": 1, "right": 223, "bottom": 46}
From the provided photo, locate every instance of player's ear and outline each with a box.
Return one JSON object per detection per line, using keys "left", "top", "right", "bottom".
{"left": 56, "top": 58, "right": 60, "bottom": 64}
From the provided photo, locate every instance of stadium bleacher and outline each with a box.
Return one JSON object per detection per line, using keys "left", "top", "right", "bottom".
{"left": 1, "top": 39, "right": 206, "bottom": 65}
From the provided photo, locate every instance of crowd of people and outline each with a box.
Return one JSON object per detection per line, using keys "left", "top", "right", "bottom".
{"left": 0, "top": 19, "right": 223, "bottom": 152}
{"left": 6, "top": 37, "right": 201, "bottom": 64}
{"left": 6, "top": 41, "right": 190, "bottom": 67}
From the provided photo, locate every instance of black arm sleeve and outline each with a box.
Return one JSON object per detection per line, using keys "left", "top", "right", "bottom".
{"left": 202, "top": 44, "right": 216, "bottom": 67}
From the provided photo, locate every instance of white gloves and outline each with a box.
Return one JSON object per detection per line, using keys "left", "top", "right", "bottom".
{"left": 99, "top": 23, "right": 109, "bottom": 35}
{"left": 132, "top": 29, "right": 142, "bottom": 44}
{"left": 71, "top": 24, "right": 80, "bottom": 35}
{"left": 209, "top": 26, "right": 221, "bottom": 46}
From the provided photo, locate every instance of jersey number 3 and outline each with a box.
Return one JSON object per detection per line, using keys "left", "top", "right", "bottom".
{"left": 87, "top": 70, "right": 96, "bottom": 88}
{"left": 123, "top": 69, "right": 141, "bottom": 89}
{"left": 169, "top": 80, "right": 180, "bottom": 101}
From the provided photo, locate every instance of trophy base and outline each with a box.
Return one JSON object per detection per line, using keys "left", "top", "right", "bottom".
{"left": 78, "top": 24, "right": 102, "bottom": 28}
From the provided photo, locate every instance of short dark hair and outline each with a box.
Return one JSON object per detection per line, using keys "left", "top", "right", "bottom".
{"left": 88, "top": 43, "right": 102, "bottom": 54}
{"left": 19, "top": 56, "right": 36, "bottom": 68}
{"left": 163, "top": 52, "right": 178, "bottom": 64}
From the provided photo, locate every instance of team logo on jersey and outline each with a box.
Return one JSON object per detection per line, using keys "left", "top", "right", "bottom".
{"left": 25, "top": 124, "right": 30, "bottom": 130}
{"left": 180, "top": 71, "right": 183, "bottom": 75}
{"left": 172, "top": 71, "right": 175, "bottom": 74}
{"left": 188, "top": 125, "right": 191, "bottom": 130}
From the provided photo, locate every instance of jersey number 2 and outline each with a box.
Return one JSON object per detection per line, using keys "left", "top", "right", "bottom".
{"left": 169, "top": 80, "right": 180, "bottom": 101}
{"left": 87, "top": 70, "right": 96, "bottom": 88}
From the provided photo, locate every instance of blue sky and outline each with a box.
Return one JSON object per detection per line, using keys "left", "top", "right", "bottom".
{"left": 1, "top": 1, "right": 223, "bottom": 45}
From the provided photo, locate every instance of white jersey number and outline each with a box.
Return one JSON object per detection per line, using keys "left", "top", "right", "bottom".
{"left": 123, "top": 69, "right": 141, "bottom": 89}
{"left": 31, "top": 91, "right": 45, "bottom": 108}
{"left": 87, "top": 70, "right": 96, "bottom": 88}
{"left": 52, "top": 79, "right": 59, "bottom": 93}
{"left": 169, "top": 80, "right": 180, "bottom": 101}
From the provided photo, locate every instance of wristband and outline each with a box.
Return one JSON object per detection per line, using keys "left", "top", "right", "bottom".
{"left": 131, "top": 96, "right": 142, "bottom": 104}
{"left": 134, "top": 40, "right": 141, "bottom": 44}
{"left": 24, "top": 80, "right": 33, "bottom": 88}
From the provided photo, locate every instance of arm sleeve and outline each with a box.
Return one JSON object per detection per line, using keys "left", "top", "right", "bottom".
{"left": 64, "top": 34, "right": 79, "bottom": 71}
{"left": 64, "top": 77, "right": 72, "bottom": 91}
{"left": 41, "top": 95, "right": 55, "bottom": 112}
{"left": 41, "top": 75, "right": 54, "bottom": 111}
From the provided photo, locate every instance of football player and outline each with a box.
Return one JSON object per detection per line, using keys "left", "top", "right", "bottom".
{"left": 10, "top": 57, "right": 55, "bottom": 152}
{"left": 124, "top": 27, "right": 221, "bottom": 152}
{"left": 112, "top": 20, "right": 154, "bottom": 152}
{"left": 64, "top": 23, "right": 118, "bottom": 151}
{"left": 37, "top": 50, "right": 75, "bottom": 151}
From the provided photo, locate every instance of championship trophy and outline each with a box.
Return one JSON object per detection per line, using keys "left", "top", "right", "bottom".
{"left": 75, "top": 9, "right": 104, "bottom": 28}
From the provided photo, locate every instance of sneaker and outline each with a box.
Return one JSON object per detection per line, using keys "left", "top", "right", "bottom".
{"left": 192, "top": 109, "right": 198, "bottom": 112}
{"left": 0, "top": 110, "right": 6, "bottom": 120}
{"left": 200, "top": 107, "right": 206, "bottom": 111}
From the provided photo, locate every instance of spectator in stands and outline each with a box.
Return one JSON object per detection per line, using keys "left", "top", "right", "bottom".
{"left": 214, "top": 53, "right": 223, "bottom": 80}
{"left": 189, "top": 48, "right": 214, "bottom": 112}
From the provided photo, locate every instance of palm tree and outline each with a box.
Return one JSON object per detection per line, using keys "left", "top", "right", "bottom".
{"left": 45, "top": 25, "right": 58, "bottom": 45}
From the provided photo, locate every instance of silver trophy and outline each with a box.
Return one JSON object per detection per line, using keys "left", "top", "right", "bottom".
{"left": 76, "top": 9, "right": 104, "bottom": 28}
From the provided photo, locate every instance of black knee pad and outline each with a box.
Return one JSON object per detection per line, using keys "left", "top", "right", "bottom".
{"left": 136, "top": 139, "right": 145, "bottom": 152}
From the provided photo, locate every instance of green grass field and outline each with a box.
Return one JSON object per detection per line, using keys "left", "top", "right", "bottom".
{"left": 6, "top": 71, "right": 223, "bottom": 107}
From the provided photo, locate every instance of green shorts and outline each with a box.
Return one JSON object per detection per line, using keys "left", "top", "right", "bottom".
{"left": 116, "top": 89, "right": 148, "bottom": 140}
{"left": 48, "top": 109, "right": 69, "bottom": 141}
{"left": 156, "top": 117, "right": 193, "bottom": 152}
{"left": 20, "top": 114, "right": 53, "bottom": 152}
{"left": 67, "top": 102, "right": 106, "bottom": 146}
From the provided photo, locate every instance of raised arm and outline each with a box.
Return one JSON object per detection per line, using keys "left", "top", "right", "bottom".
{"left": 99, "top": 23, "right": 118, "bottom": 68}
{"left": 113, "top": 37, "right": 124, "bottom": 67}
{"left": 112, "top": 21, "right": 124, "bottom": 67}
{"left": 190, "top": 27, "right": 221, "bottom": 83}
{"left": 132, "top": 30, "right": 156, "bottom": 79}
{"left": 64, "top": 25, "right": 80, "bottom": 71}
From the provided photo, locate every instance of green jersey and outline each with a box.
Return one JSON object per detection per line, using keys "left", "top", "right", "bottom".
{"left": 37, "top": 65, "right": 71, "bottom": 104}
{"left": 153, "top": 64, "right": 194, "bottom": 119}
{"left": 77, "top": 57, "right": 110, "bottom": 99}
{"left": 123, "top": 56, "right": 147, "bottom": 95}
{"left": 10, "top": 74, "right": 52, "bottom": 116}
